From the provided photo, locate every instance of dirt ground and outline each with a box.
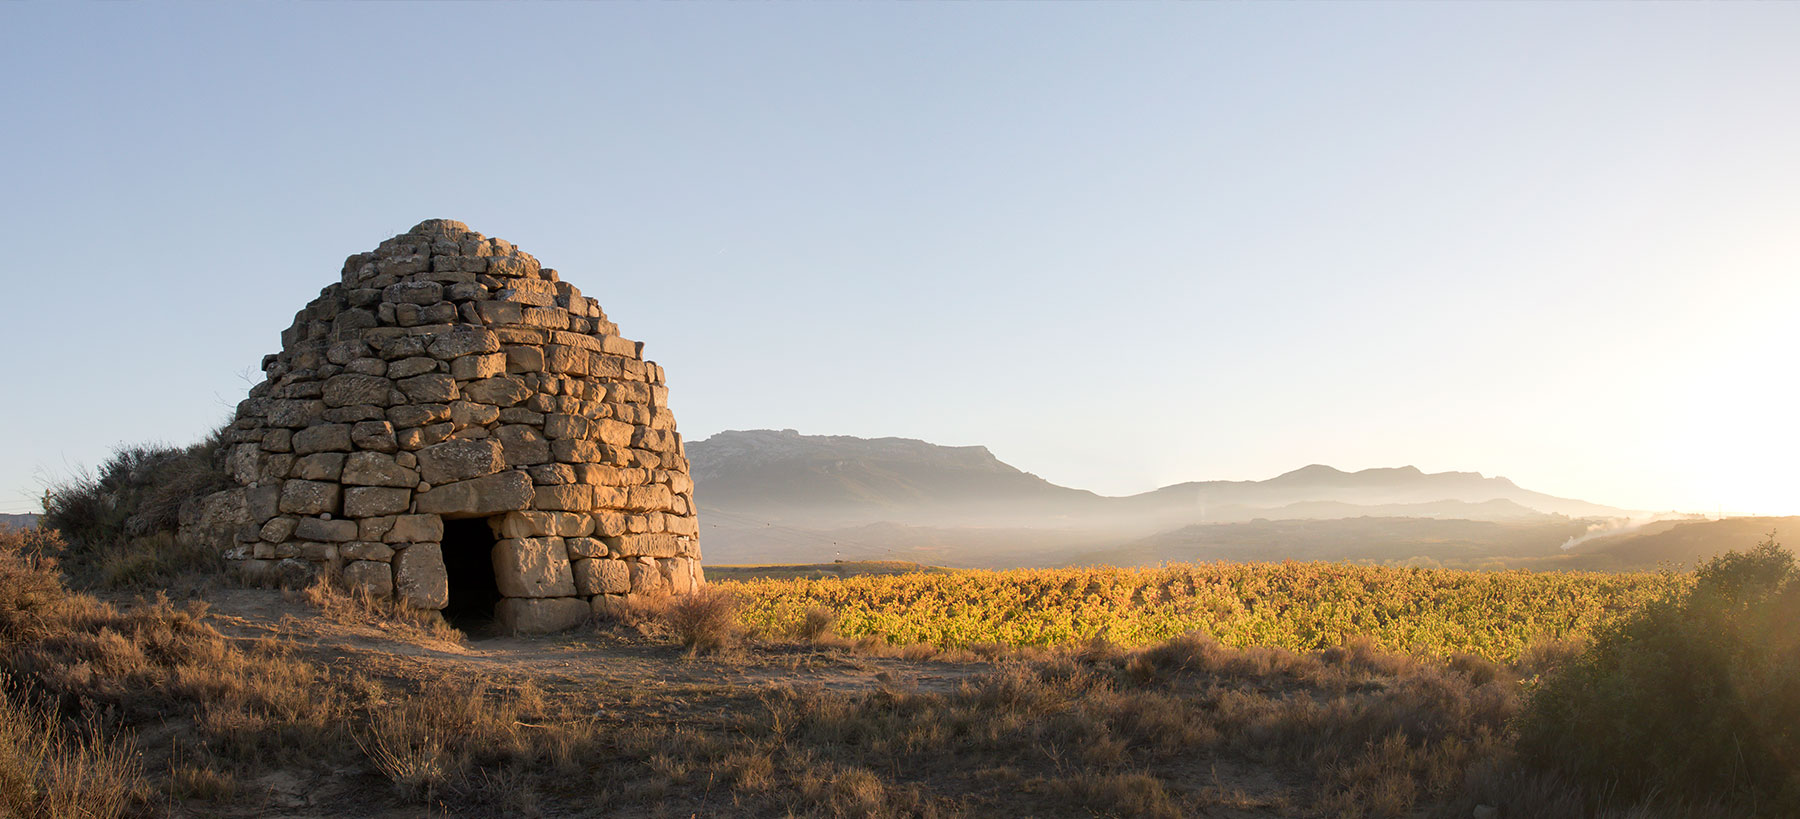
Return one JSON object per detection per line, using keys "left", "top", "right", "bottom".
{"left": 102, "top": 586, "right": 1325, "bottom": 819}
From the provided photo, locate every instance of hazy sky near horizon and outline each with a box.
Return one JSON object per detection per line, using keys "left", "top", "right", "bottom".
{"left": 3, "top": 3, "right": 1797, "bottom": 517}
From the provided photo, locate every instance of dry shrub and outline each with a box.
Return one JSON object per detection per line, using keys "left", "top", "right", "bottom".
{"left": 659, "top": 586, "right": 742, "bottom": 653}
{"left": 796, "top": 606, "right": 838, "bottom": 641}
{"left": 40, "top": 429, "right": 233, "bottom": 583}
{"left": 0, "top": 681, "right": 144, "bottom": 819}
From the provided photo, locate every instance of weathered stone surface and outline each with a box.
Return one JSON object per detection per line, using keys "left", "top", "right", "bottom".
{"left": 451, "top": 352, "right": 506, "bottom": 380}
{"left": 293, "top": 424, "right": 353, "bottom": 454}
{"left": 394, "top": 542, "right": 448, "bottom": 609}
{"left": 292, "top": 452, "right": 346, "bottom": 482}
{"left": 341, "top": 452, "right": 419, "bottom": 487}
{"left": 388, "top": 357, "right": 439, "bottom": 379}
{"left": 343, "top": 560, "right": 395, "bottom": 596}
{"left": 397, "top": 374, "right": 458, "bottom": 403}
{"left": 495, "top": 424, "right": 551, "bottom": 467}
{"left": 414, "top": 471, "right": 533, "bottom": 518}
{"left": 351, "top": 420, "right": 398, "bottom": 453}
{"left": 573, "top": 558, "right": 631, "bottom": 595}
{"left": 259, "top": 517, "right": 298, "bottom": 543}
{"left": 323, "top": 374, "right": 393, "bottom": 408}
{"left": 278, "top": 480, "right": 340, "bottom": 515}
{"left": 426, "top": 326, "right": 500, "bottom": 359}
{"left": 496, "top": 597, "right": 589, "bottom": 635}
{"left": 342, "top": 541, "right": 396, "bottom": 562}
{"left": 492, "top": 510, "right": 591, "bottom": 539}
{"left": 344, "top": 486, "right": 411, "bottom": 518}
{"left": 295, "top": 517, "right": 358, "bottom": 542}
{"left": 628, "top": 559, "right": 666, "bottom": 595}
{"left": 533, "top": 484, "right": 593, "bottom": 512}
{"left": 461, "top": 376, "right": 532, "bottom": 407}
{"left": 417, "top": 439, "right": 504, "bottom": 485}
{"left": 603, "top": 533, "right": 684, "bottom": 558}
{"left": 385, "top": 514, "right": 444, "bottom": 543}
{"left": 491, "top": 538, "right": 576, "bottom": 598}
{"left": 565, "top": 536, "right": 607, "bottom": 558}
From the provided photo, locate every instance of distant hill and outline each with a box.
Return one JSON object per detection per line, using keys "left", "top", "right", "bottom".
{"left": 687, "top": 430, "right": 1638, "bottom": 566}
{"left": 1557, "top": 516, "right": 1800, "bottom": 571}
{"left": 0, "top": 514, "right": 38, "bottom": 530}
{"left": 688, "top": 429, "right": 1101, "bottom": 525}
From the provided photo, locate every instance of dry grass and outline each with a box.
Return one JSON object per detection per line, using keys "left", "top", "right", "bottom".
{"left": 297, "top": 575, "right": 464, "bottom": 645}
{"left": 0, "top": 681, "right": 144, "bottom": 819}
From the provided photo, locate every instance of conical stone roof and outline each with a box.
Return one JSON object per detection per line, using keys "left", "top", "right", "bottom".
{"left": 201, "top": 220, "right": 701, "bottom": 633}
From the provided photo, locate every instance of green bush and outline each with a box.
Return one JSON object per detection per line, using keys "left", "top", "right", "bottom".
{"left": 1514, "top": 536, "right": 1800, "bottom": 811}
{"left": 39, "top": 427, "right": 232, "bottom": 584}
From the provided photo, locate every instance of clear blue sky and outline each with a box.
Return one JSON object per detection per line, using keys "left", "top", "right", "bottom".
{"left": 3, "top": 3, "right": 1797, "bottom": 517}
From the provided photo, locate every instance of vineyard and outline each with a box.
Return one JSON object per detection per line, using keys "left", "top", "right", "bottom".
{"left": 724, "top": 562, "right": 1687, "bottom": 662}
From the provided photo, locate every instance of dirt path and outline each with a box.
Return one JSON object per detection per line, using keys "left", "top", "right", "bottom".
{"left": 194, "top": 588, "right": 985, "bottom": 697}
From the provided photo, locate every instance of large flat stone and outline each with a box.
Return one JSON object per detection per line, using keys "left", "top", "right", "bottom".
{"left": 394, "top": 542, "right": 448, "bottom": 609}
{"left": 495, "top": 597, "right": 589, "bottom": 635}
{"left": 417, "top": 439, "right": 504, "bottom": 486}
{"left": 491, "top": 537, "right": 576, "bottom": 598}
{"left": 414, "top": 471, "right": 533, "bottom": 518}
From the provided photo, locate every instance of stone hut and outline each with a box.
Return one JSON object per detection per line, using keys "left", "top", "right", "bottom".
{"left": 189, "top": 219, "right": 701, "bottom": 634}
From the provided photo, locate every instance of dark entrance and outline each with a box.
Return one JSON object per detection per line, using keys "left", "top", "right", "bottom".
{"left": 440, "top": 517, "right": 501, "bottom": 631}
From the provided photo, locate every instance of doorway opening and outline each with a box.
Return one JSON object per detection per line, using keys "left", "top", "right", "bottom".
{"left": 440, "top": 517, "right": 501, "bottom": 632}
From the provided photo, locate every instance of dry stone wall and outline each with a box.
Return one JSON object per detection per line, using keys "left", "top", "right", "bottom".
{"left": 194, "top": 219, "right": 701, "bottom": 633}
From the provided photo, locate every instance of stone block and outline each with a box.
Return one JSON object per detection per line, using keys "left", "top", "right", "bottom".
{"left": 603, "top": 533, "right": 683, "bottom": 558}
{"left": 595, "top": 419, "right": 634, "bottom": 448}
{"left": 533, "top": 484, "right": 592, "bottom": 512}
{"left": 491, "top": 537, "right": 576, "bottom": 598}
{"left": 385, "top": 514, "right": 444, "bottom": 543}
{"left": 625, "top": 485, "right": 675, "bottom": 512}
{"left": 491, "top": 510, "right": 588, "bottom": 539}
{"left": 628, "top": 559, "right": 666, "bottom": 595}
{"left": 417, "top": 439, "right": 504, "bottom": 485}
{"left": 383, "top": 280, "right": 443, "bottom": 306}
{"left": 565, "top": 536, "right": 607, "bottom": 559}
{"left": 295, "top": 517, "right": 358, "bottom": 543}
{"left": 397, "top": 374, "right": 458, "bottom": 403}
{"left": 351, "top": 420, "right": 398, "bottom": 452}
{"left": 344, "top": 486, "right": 411, "bottom": 518}
{"left": 343, "top": 560, "right": 394, "bottom": 597}
{"left": 292, "top": 452, "right": 345, "bottom": 481}
{"left": 495, "top": 597, "right": 589, "bottom": 635}
{"left": 461, "top": 376, "right": 531, "bottom": 407}
{"left": 448, "top": 400, "right": 501, "bottom": 429}
{"left": 503, "top": 344, "right": 543, "bottom": 372}
{"left": 426, "top": 326, "right": 500, "bottom": 359}
{"left": 495, "top": 424, "right": 551, "bottom": 467}
{"left": 293, "top": 424, "right": 353, "bottom": 454}
{"left": 451, "top": 352, "right": 506, "bottom": 380}
{"left": 590, "top": 593, "right": 631, "bottom": 620}
{"left": 526, "top": 463, "right": 576, "bottom": 485}
{"left": 279, "top": 480, "right": 340, "bottom": 515}
{"left": 268, "top": 399, "right": 326, "bottom": 428}
{"left": 387, "top": 357, "right": 439, "bottom": 379}
{"left": 394, "top": 542, "right": 448, "bottom": 609}
{"left": 397, "top": 422, "right": 454, "bottom": 450}
{"left": 259, "top": 516, "right": 298, "bottom": 543}
{"left": 341, "top": 451, "right": 419, "bottom": 487}
{"left": 342, "top": 541, "right": 395, "bottom": 562}
{"left": 573, "top": 558, "right": 630, "bottom": 595}
{"left": 551, "top": 439, "right": 602, "bottom": 464}
{"left": 323, "top": 374, "right": 393, "bottom": 408}
{"left": 388, "top": 402, "right": 449, "bottom": 429}
{"left": 591, "top": 512, "right": 629, "bottom": 537}
{"left": 415, "top": 471, "right": 533, "bottom": 518}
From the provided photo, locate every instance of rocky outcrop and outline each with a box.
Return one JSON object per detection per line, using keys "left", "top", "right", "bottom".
{"left": 192, "top": 220, "right": 701, "bottom": 632}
